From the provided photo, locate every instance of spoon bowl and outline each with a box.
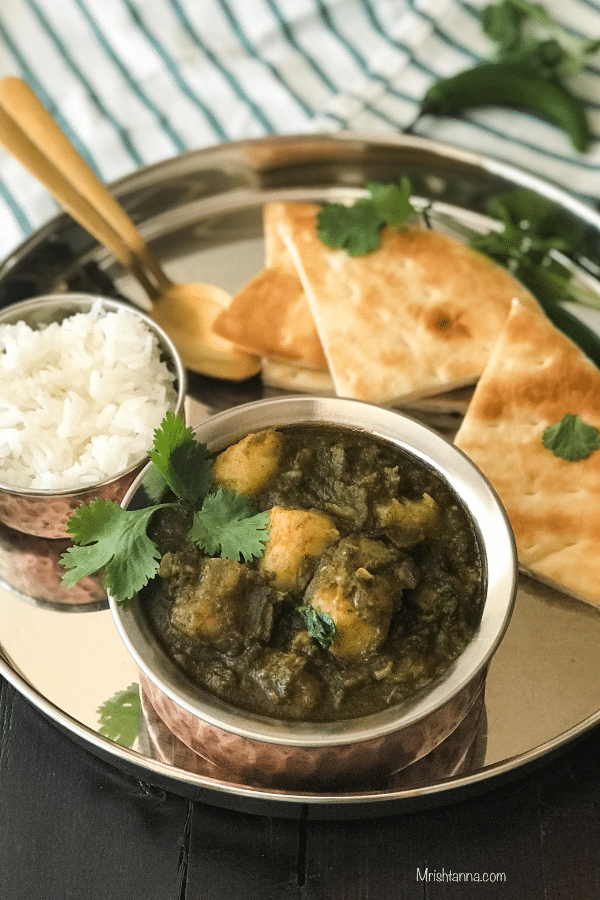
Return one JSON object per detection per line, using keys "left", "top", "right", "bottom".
{"left": 151, "top": 281, "right": 262, "bottom": 380}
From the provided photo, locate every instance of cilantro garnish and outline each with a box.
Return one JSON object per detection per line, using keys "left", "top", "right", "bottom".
{"left": 61, "top": 501, "right": 164, "bottom": 603}
{"left": 188, "top": 488, "right": 270, "bottom": 562}
{"left": 297, "top": 605, "right": 336, "bottom": 651}
{"left": 471, "top": 189, "right": 600, "bottom": 311}
{"left": 147, "top": 413, "right": 212, "bottom": 505}
{"left": 317, "top": 178, "right": 414, "bottom": 256}
{"left": 542, "top": 414, "right": 600, "bottom": 461}
{"left": 482, "top": 0, "right": 600, "bottom": 76}
{"left": 97, "top": 683, "right": 141, "bottom": 748}
{"left": 368, "top": 179, "right": 415, "bottom": 229}
{"left": 60, "top": 412, "right": 270, "bottom": 604}
{"left": 469, "top": 188, "right": 600, "bottom": 368}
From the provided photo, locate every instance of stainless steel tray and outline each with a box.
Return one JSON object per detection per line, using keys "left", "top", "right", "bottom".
{"left": 1, "top": 133, "right": 600, "bottom": 819}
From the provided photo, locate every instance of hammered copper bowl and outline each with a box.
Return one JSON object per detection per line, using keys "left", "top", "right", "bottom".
{"left": 0, "top": 293, "right": 186, "bottom": 539}
{"left": 111, "top": 396, "right": 517, "bottom": 790}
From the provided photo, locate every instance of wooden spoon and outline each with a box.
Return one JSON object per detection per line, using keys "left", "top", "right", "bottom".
{"left": 0, "top": 77, "right": 261, "bottom": 380}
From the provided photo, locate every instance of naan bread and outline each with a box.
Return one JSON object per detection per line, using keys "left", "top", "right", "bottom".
{"left": 261, "top": 357, "right": 336, "bottom": 394}
{"left": 212, "top": 205, "right": 327, "bottom": 368}
{"left": 454, "top": 300, "right": 600, "bottom": 607}
{"left": 278, "top": 201, "right": 540, "bottom": 404}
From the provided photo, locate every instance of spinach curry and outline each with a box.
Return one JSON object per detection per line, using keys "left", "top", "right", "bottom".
{"left": 144, "top": 424, "right": 483, "bottom": 722}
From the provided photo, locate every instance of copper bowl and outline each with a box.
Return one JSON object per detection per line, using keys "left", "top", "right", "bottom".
{"left": 111, "top": 396, "right": 517, "bottom": 790}
{"left": 0, "top": 294, "right": 186, "bottom": 538}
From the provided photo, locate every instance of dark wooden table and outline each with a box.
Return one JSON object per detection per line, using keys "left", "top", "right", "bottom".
{"left": 2, "top": 674, "right": 600, "bottom": 899}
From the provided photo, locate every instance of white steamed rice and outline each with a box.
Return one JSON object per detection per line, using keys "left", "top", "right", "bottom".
{"left": 0, "top": 300, "right": 178, "bottom": 490}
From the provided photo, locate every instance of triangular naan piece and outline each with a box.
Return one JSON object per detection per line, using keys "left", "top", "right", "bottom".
{"left": 278, "top": 201, "right": 540, "bottom": 404}
{"left": 455, "top": 300, "right": 600, "bottom": 607}
{"left": 213, "top": 204, "right": 327, "bottom": 368}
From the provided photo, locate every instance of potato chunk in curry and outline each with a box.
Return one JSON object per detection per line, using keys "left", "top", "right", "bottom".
{"left": 168, "top": 556, "right": 245, "bottom": 649}
{"left": 213, "top": 428, "right": 283, "bottom": 496}
{"left": 166, "top": 556, "right": 274, "bottom": 654}
{"left": 304, "top": 535, "right": 419, "bottom": 660}
{"left": 251, "top": 649, "right": 322, "bottom": 719}
{"left": 260, "top": 506, "right": 340, "bottom": 593}
{"left": 375, "top": 493, "right": 441, "bottom": 548}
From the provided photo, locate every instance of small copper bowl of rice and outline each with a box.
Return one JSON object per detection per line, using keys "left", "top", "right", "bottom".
{"left": 0, "top": 294, "right": 186, "bottom": 538}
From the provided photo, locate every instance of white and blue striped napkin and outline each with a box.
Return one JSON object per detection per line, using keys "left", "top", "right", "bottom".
{"left": 0, "top": 0, "right": 598, "bottom": 262}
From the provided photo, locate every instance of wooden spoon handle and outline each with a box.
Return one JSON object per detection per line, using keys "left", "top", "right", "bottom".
{"left": 0, "top": 77, "right": 168, "bottom": 296}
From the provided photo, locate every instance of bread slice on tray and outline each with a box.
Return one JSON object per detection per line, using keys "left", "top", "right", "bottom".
{"left": 277, "top": 201, "right": 540, "bottom": 404}
{"left": 212, "top": 204, "right": 327, "bottom": 370}
{"left": 260, "top": 357, "right": 335, "bottom": 394}
{"left": 454, "top": 299, "right": 600, "bottom": 608}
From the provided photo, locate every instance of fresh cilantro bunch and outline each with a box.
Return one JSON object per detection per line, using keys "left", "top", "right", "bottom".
{"left": 61, "top": 412, "right": 270, "bottom": 605}
{"left": 471, "top": 189, "right": 600, "bottom": 309}
{"left": 317, "top": 178, "right": 415, "bottom": 256}
{"left": 482, "top": 0, "right": 600, "bottom": 76}
{"left": 470, "top": 189, "right": 600, "bottom": 368}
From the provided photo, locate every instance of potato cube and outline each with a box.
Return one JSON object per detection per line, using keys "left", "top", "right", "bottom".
{"left": 170, "top": 557, "right": 245, "bottom": 649}
{"left": 375, "top": 493, "right": 440, "bottom": 548}
{"left": 305, "top": 536, "right": 409, "bottom": 660}
{"left": 308, "top": 579, "right": 382, "bottom": 660}
{"left": 260, "top": 506, "right": 340, "bottom": 592}
{"left": 213, "top": 428, "right": 283, "bottom": 496}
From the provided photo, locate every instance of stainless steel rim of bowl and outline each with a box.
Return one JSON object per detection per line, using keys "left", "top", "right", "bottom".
{"left": 111, "top": 395, "right": 518, "bottom": 749}
{"left": 0, "top": 292, "right": 187, "bottom": 496}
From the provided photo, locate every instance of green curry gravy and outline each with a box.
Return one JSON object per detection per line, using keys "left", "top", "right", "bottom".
{"left": 143, "top": 424, "right": 483, "bottom": 722}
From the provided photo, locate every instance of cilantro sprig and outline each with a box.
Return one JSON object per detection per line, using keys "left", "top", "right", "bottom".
{"left": 317, "top": 178, "right": 415, "bottom": 256}
{"left": 188, "top": 488, "right": 270, "bottom": 562}
{"left": 61, "top": 501, "right": 164, "bottom": 602}
{"left": 542, "top": 414, "right": 600, "bottom": 461}
{"left": 296, "top": 605, "right": 336, "bottom": 650}
{"left": 482, "top": 0, "right": 600, "bottom": 76}
{"left": 471, "top": 189, "right": 600, "bottom": 311}
{"left": 469, "top": 188, "right": 600, "bottom": 367}
{"left": 147, "top": 414, "right": 212, "bottom": 505}
{"left": 60, "top": 412, "right": 270, "bottom": 605}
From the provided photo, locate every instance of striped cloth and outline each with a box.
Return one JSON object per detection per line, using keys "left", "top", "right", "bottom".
{"left": 0, "top": 0, "right": 599, "bottom": 262}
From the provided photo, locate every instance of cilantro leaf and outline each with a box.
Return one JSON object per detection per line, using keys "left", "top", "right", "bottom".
{"left": 188, "top": 489, "right": 270, "bottom": 562}
{"left": 317, "top": 180, "right": 415, "bottom": 256}
{"left": 97, "top": 683, "right": 141, "bottom": 748}
{"left": 367, "top": 177, "right": 414, "bottom": 228}
{"left": 542, "top": 414, "right": 600, "bottom": 461}
{"left": 482, "top": 0, "right": 526, "bottom": 53}
{"left": 61, "top": 499, "right": 164, "bottom": 604}
{"left": 317, "top": 198, "right": 382, "bottom": 256}
{"left": 297, "top": 605, "right": 336, "bottom": 650}
{"left": 148, "top": 411, "right": 212, "bottom": 506}
{"left": 141, "top": 462, "right": 169, "bottom": 503}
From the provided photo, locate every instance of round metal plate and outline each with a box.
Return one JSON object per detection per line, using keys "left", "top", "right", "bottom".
{"left": 1, "top": 133, "right": 600, "bottom": 818}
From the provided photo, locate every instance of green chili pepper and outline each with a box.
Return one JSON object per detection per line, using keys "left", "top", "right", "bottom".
{"left": 421, "top": 61, "right": 591, "bottom": 152}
